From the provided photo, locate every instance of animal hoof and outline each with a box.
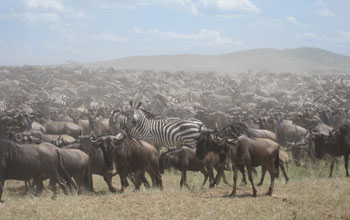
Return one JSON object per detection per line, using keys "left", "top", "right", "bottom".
{"left": 253, "top": 191, "right": 257, "bottom": 197}
{"left": 229, "top": 193, "right": 235, "bottom": 197}
{"left": 110, "top": 188, "right": 117, "bottom": 193}
{"left": 257, "top": 183, "right": 263, "bottom": 186}
{"left": 265, "top": 192, "right": 272, "bottom": 196}
{"left": 0, "top": 200, "right": 4, "bottom": 203}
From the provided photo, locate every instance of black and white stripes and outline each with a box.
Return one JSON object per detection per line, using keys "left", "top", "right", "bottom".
{"left": 110, "top": 104, "right": 205, "bottom": 149}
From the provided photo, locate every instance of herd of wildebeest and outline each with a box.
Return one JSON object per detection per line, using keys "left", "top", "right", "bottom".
{"left": 0, "top": 65, "right": 350, "bottom": 202}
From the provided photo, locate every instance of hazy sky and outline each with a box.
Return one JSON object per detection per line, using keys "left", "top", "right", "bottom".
{"left": 1, "top": 0, "right": 349, "bottom": 65}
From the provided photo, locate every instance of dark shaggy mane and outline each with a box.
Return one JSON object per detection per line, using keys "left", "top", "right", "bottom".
{"left": 227, "top": 122, "right": 256, "bottom": 138}
{"left": 114, "top": 133, "right": 153, "bottom": 166}
{"left": 0, "top": 138, "right": 18, "bottom": 165}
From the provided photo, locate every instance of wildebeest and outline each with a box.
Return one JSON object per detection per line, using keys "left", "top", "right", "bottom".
{"left": 51, "top": 146, "right": 92, "bottom": 193}
{"left": 65, "top": 136, "right": 117, "bottom": 192}
{"left": 38, "top": 117, "right": 82, "bottom": 139}
{"left": 257, "top": 150, "right": 289, "bottom": 185}
{"left": 0, "top": 139, "right": 76, "bottom": 202}
{"left": 275, "top": 119, "right": 307, "bottom": 146}
{"left": 15, "top": 131, "right": 76, "bottom": 147}
{"left": 195, "top": 110, "right": 229, "bottom": 130}
{"left": 220, "top": 122, "right": 277, "bottom": 142}
{"left": 159, "top": 146, "right": 230, "bottom": 188}
{"left": 312, "top": 123, "right": 350, "bottom": 177}
{"left": 196, "top": 132, "right": 279, "bottom": 197}
{"left": 84, "top": 108, "right": 110, "bottom": 136}
{"left": 159, "top": 146, "right": 211, "bottom": 188}
{"left": 90, "top": 131, "right": 162, "bottom": 192}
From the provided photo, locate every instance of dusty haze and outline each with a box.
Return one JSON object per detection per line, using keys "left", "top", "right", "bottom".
{"left": 82, "top": 47, "right": 350, "bottom": 73}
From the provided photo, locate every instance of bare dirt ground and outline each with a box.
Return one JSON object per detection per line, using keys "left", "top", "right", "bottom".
{"left": 1, "top": 164, "right": 350, "bottom": 220}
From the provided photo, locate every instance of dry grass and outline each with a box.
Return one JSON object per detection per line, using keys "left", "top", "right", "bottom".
{"left": 1, "top": 161, "right": 350, "bottom": 220}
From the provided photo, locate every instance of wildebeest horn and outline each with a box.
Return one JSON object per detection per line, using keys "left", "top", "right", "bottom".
{"left": 114, "top": 132, "right": 125, "bottom": 141}
{"left": 55, "top": 135, "right": 63, "bottom": 147}
{"left": 30, "top": 135, "right": 41, "bottom": 144}
{"left": 89, "top": 133, "right": 103, "bottom": 144}
{"left": 15, "top": 133, "right": 23, "bottom": 142}
{"left": 129, "top": 100, "right": 133, "bottom": 107}
{"left": 230, "top": 131, "right": 238, "bottom": 138}
{"left": 310, "top": 128, "right": 320, "bottom": 135}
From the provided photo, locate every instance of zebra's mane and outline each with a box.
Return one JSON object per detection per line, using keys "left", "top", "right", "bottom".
{"left": 140, "top": 108, "right": 157, "bottom": 119}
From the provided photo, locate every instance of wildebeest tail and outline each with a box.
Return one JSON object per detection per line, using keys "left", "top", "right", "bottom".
{"left": 274, "top": 147, "right": 280, "bottom": 178}
{"left": 57, "top": 151, "right": 78, "bottom": 191}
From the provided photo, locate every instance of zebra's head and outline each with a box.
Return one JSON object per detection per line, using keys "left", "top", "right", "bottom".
{"left": 127, "top": 101, "right": 144, "bottom": 126}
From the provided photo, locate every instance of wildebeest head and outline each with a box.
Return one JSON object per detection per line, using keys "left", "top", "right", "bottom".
{"left": 14, "top": 132, "right": 41, "bottom": 144}
{"left": 0, "top": 116, "right": 14, "bottom": 138}
{"left": 196, "top": 131, "right": 228, "bottom": 162}
{"left": 90, "top": 133, "right": 122, "bottom": 170}
{"left": 159, "top": 151, "right": 172, "bottom": 174}
{"left": 310, "top": 129, "right": 337, "bottom": 159}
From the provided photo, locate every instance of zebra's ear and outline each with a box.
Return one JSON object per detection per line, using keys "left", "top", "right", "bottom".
{"left": 136, "top": 102, "right": 143, "bottom": 109}
{"left": 129, "top": 100, "right": 133, "bottom": 107}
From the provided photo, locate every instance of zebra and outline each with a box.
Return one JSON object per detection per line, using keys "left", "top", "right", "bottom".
{"left": 203, "top": 93, "right": 233, "bottom": 106}
{"left": 110, "top": 102, "right": 206, "bottom": 149}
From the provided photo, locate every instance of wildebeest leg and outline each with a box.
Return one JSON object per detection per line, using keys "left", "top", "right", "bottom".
{"left": 266, "top": 168, "right": 275, "bottom": 196}
{"left": 345, "top": 154, "right": 349, "bottom": 177}
{"left": 229, "top": 166, "right": 238, "bottom": 197}
{"left": 133, "top": 170, "right": 143, "bottom": 192}
{"left": 200, "top": 169, "right": 209, "bottom": 187}
{"left": 257, "top": 167, "right": 266, "bottom": 186}
{"left": 211, "top": 167, "right": 223, "bottom": 188}
{"left": 127, "top": 173, "right": 136, "bottom": 186}
{"left": 73, "top": 174, "right": 84, "bottom": 194}
{"left": 0, "top": 178, "right": 4, "bottom": 203}
{"left": 208, "top": 165, "right": 215, "bottom": 188}
{"left": 141, "top": 173, "right": 151, "bottom": 189}
{"left": 34, "top": 178, "right": 44, "bottom": 196}
{"left": 55, "top": 176, "right": 70, "bottom": 195}
{"left": 239, "top": 166, "right": 247, "bottom": 185}
{"left": 246, "top": 165, "right": 257, "bottom": 197}
{"left": 280, "top": 163, "right": 289, "bottom": 183}
{"left": 221, "top": 172, "right": 230, "bottom": 186}
{"left": 24, "top": 180, "right": 33, "bottom": 194}
{"left": 104, "top": 175, "right": 116, "bottom": 192}
{"left": 180, "top": 170, "right": 190, "bottom": 189}
{"left": 119, "top": 169, "right": 130, "bottom": 193}
{"left": 329, "top": 161, "right": 335, "bottom": 178}
{"left": 48, "top": 178, "right": 59, "bottom": 199}
{"left": 148, "top": 167, "right": 163, "bottom": 190}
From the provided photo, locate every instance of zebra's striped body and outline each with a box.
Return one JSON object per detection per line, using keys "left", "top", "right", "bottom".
{"left": 110, "top": 107, "right": 205, "bottom": 149}
{"left": 203, "top": 94, "right": 232, "bottom": 106}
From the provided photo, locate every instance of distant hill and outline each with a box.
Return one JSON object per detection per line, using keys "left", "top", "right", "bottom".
{"left": 84, "top": 47, "right": 350, "bottom": 73}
